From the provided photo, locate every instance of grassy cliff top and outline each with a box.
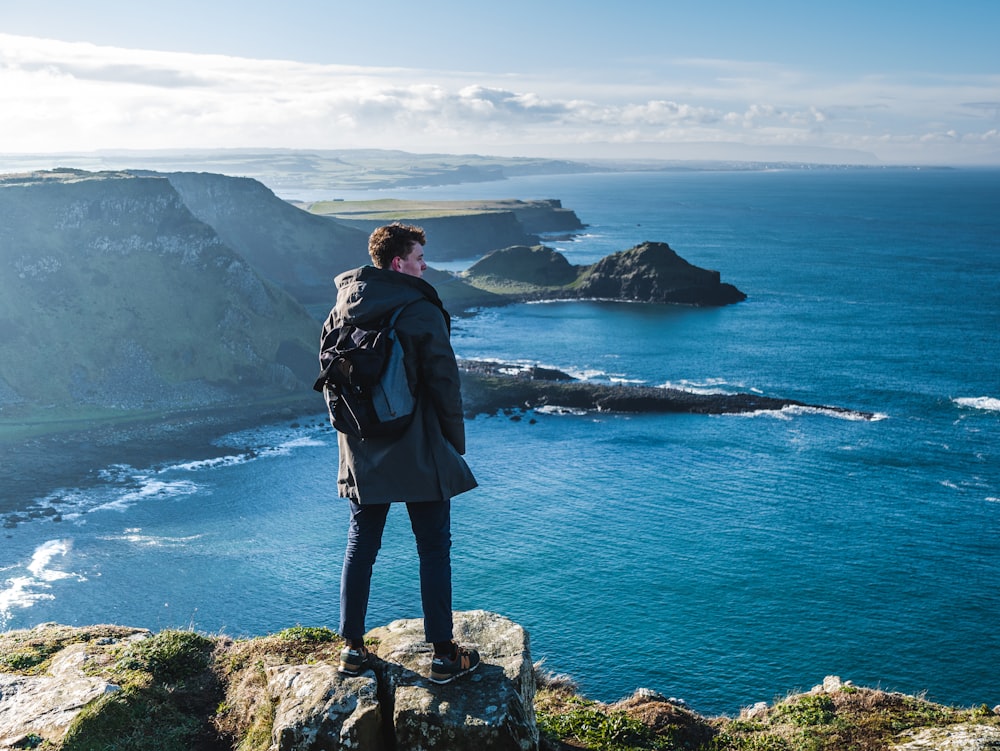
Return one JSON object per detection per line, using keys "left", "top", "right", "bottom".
{"left": 301, "top": 197, "right": 558, "bottom": 219}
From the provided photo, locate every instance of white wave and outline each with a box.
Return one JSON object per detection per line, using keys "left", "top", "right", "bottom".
{"left": 101, "top": 529, "right": 205, "bottom": 547}
{"left": 535, "top": 405, "right": 590, "bottom": 416}
{"left": 172, "top": 453, "right": 255, "bottom": 472}
{"left": 16, "top": 423, "right": 329, "bottom": 527}
{"left": 166, "top": 431, "right": 325, "bottom": 473}
{"left": 658, "top": 378, "right": 736, "bottom": 395}
{"left": 954, "top": 396, "right": 1000, "bottom": 413}
{"left": 0, "top": 539, "right": 85, "bottom": 626}
{"left": 460, "top": 356, "right": 609, "bottom": 382}
{"left": 565, "top": 368, "right": 612, "bottom": 382}
{"left": 732, "top": 404, "right": 886, "bottom": 422}
{"left": 92, "top": 477, "right": 200, "bottom": 513}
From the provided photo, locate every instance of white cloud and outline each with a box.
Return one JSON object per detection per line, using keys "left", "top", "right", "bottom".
{"left": 1, "top": 33, "right": 999, "bottom": 164}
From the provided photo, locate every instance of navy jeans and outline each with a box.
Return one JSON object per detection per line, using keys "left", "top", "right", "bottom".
{"left": 339, "top": 499, "right": 453, "bottom": 643}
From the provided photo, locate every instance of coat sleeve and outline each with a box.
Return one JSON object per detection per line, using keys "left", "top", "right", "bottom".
{"left": 401, "top": 300, "right": 467, "bottom": 455}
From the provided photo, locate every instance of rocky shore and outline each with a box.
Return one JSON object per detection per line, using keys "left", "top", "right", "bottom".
{"left": 458, "top": 360, "right": 877, "bottom": 421}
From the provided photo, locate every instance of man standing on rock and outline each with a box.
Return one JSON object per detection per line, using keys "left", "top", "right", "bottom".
{"left": 321, "top": 222, "right": 480, "bottom": 684}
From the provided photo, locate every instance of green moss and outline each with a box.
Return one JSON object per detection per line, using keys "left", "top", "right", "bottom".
{"left": 60, "top": 630, "right": 224, "bottom": 751}
{"left": 62, "top": 687, "right": 206, "bottom": 751}
{"left": 537, "top": 698, "right": 673, "bottom": 751}
{"left": 275, "top": 625, "right": 337, "bottom": 643}
{"left": 769, "top": 694, "right": 836, "bottom": 728}
{"left": 112, "top": 630, "right": 214, "bottom": 685}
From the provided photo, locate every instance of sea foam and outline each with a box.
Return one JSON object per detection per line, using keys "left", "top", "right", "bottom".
{"left": 954, "top": 396, "right": 1000, "bottom": 413}
{"left": 0, "top": 539, "right": 85, "bottom": 626}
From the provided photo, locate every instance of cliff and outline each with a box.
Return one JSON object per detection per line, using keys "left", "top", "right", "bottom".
{"left": 2, "top": 616, "right": 997, "bottom": 751}
{"left": 302, "top": 198, "right": 586, "bottom": 262}
{"left": 154, "top": 171, "right": 371, "bottom": 305}
{"left": 0, "top": 170, "right": 318, "bottom": 423}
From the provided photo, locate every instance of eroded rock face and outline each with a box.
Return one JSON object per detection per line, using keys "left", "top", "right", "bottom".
{"left": 892, "top": 722, "right": 1000, "bottom": 750}
{"left": 266, "top": 663, "right": 383, "bottom": 750}
{"left": 367, "top": 610, "right": 539, "bottom": 751}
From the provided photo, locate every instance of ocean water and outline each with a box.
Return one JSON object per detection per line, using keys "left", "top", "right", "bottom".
{"left": 2, "top": 168, "right": 998, "bottom": 715}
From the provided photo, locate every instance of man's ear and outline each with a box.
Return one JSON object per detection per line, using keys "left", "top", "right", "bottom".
{"left": 390, "top": 256, "right": 402, "bottom": 272}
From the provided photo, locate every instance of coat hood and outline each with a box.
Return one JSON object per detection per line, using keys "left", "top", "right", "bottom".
{"left": 332, "top": 265, "right": 448, "bottom": 327}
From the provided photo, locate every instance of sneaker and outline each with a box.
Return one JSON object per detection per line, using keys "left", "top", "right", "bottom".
{"left": 339, "top": 645, "right": 370, "bottom": 676}
{"left": 429, "top": 644, "right": 481, "bottom": 684}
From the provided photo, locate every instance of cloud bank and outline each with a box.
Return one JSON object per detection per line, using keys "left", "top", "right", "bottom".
{"left": 2, "top": 33, "right": 998, "bottom": 165}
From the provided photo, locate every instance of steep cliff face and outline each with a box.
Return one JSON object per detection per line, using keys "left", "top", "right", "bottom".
{"left": 158, "top": 172, "right": 370, "bottom": 304}
{"left": 304, "top": 197, "right": 586, "bottom": 261}
{"left": 327, "top": 211, "right": 539, "bottom": 262}
{"left": 0, "top": 170, "right": 318, "bottom": 417}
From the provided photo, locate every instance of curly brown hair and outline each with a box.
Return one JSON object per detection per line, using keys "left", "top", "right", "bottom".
{"left": 368, "top": 223, "right": 426, "bottom": 269}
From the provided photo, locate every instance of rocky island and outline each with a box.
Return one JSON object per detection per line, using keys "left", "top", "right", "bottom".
{"left": 461, "top": 242, "right": 746, "bottom": 306}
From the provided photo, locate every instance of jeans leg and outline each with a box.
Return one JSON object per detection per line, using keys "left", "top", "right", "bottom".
{"left": 340, "top": 502, "right": 391, "bottom": 641}
{"left": 407, "top": 500, "right": 453, "bottom": 643}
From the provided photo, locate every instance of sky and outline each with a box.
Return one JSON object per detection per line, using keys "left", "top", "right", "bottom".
{"left": 2, "top": 0, "right": 999, "bottom": 166}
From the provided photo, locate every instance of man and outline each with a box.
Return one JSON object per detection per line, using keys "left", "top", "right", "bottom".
{"left": 321, "top": 222, "right": 480, "bottom": 684}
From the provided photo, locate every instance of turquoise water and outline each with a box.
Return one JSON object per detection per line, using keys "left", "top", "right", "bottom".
{"left": 2, "top": 168, "right": 998, "bottom": 714}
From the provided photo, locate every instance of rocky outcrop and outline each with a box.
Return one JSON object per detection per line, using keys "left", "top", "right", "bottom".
{"left": 4, "top": 622, "right": 998, "bottom": 751}
{"left": 575, "top": 242, "right": 746, "bottom": 305}
{"left": 458, "top": 360, "right": 877, "bottom": 420}
{"left": 264, "top": 663, "right": 384, "bottom": 750}
{"left": 463, "top": 242, "right": 746, "bottom": 307}
{"left": 0, "top": 644, "right": 119, "bottom": 746}
{"left": 462, "top": 245, "right": 578, "bottom": 288}
{"left": 0, "top": 612, "right": 536, "bottom": 751}
{"left": 0, "top": 625, "right": 148, "bottom": 748}
{"left": 367, "top": 610, "right": 537, "bottom": 751}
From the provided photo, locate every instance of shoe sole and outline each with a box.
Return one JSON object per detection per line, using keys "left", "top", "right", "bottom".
{"left": 428, "top": 659, "right": 479, "bottom": 684}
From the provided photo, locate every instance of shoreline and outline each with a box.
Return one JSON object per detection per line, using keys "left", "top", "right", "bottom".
{"left": 1, "top": 396, "right": 318, "bottom": 517}
{"left": 2, "top": 360, "right": 877, "bottom": 517}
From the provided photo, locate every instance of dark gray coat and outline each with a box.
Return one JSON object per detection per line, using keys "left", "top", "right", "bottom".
{"left": 321, "top": 265, "right": 477, "bottom": 504}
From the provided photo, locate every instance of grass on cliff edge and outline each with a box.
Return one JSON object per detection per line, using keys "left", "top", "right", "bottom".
{"left": 534, "top": 670, "right": 1000, "bottom": 751}
{"left": 3, "top": 624, "right": 998, "bottom": 751}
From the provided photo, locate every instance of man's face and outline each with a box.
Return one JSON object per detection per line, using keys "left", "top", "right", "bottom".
{"left": 391, "top": 242, "right": 427, "bottom": 278}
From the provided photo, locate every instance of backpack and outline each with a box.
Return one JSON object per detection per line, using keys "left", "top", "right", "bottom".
{"left": 313, "top": 303, "right": 416, "bottom": 440}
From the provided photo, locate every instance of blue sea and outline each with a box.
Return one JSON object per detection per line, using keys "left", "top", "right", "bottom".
{"left": 2, "top": 168, "right": 998, "bottom": 715}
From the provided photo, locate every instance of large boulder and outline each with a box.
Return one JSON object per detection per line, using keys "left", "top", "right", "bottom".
{"left": 367, "top": 610, "right": 538, "bottom": 751}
